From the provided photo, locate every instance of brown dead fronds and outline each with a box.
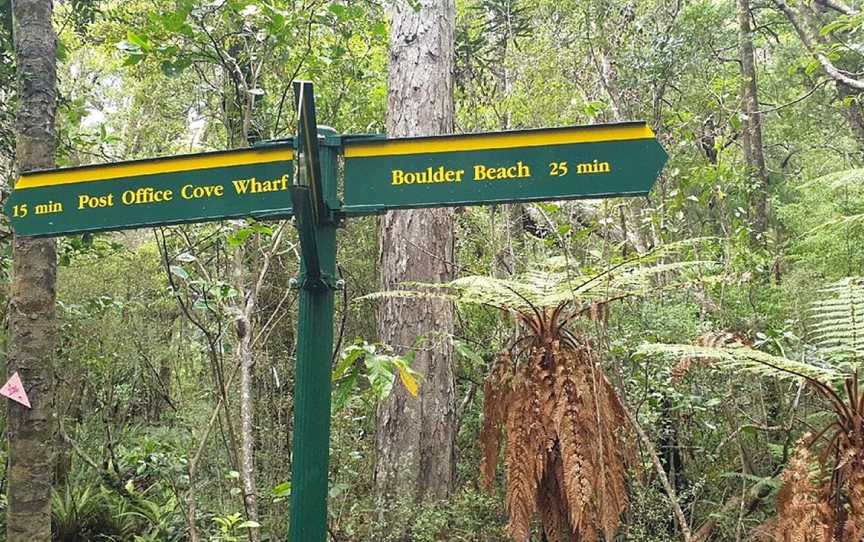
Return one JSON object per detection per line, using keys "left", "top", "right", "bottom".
{"left": 771, "top": 376, "right": 864, "bottom": 541}
{"left": 672, "top": 330, "right": 751, "bottom": 382}
{"left": 480, "top": 304, "right": 635, "bottom": 541}
{"left": 775, "top": 443, "right": 834, "bottom": 542}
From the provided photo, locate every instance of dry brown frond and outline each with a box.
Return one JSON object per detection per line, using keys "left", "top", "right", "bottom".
{"left": 749, "top": 519, "right": 779, "bottom": 541}
{"left": 537, "top": 453, "right": 573, "bottom": 542}
{"left": 843, "top": 450, "right": 864, "bottom": 540}
{"left": 480, "top": 352, "right": 512, "bottom": 490}
{"left": 775, "top": 443, "right": 834, "bottom": 542}
{"left": 503, "top": 376, "right": 536, "bottom": 541}
{"left": 481, "top": 327, "right": 634, "bottom": 541}
{"left": 672, "top": 330, "right": 751, "bottom": 381}
{"left": 588, "top": 301, "right": 609, "bottom": 328}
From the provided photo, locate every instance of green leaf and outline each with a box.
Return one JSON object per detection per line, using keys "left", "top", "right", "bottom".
{"left": 56, "top": 38, "right": 68, "bottom": 62}
{"left": 237, "top": 520, "right": 261, "bottom": 529}
{"left": 121, "top": 52, "right": 145, "bottom": 66}
{"left": 331, "top": 367, "right": 359, "bottom": 412}
{"left": 453, "top": 339, "right": 484, "bottom": 367}
{"left": 169, "top": 265, "right": 189, "bottom": 280}
{"left": 126, "top": 30, "right": 150, "bottom": 51}
{"left": 372, "top": 21, "right": 387, "bottom": 39}
{"left": 272, "top": 481, "right": 292, "bottom": 497}
{"left": 333, "top": 344, "right": 365, "bottom": 379}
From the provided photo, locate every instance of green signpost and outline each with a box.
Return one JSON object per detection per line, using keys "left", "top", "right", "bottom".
{"left": 4, "top": 144, "right": 294, "bottom": 237}
{"left": 342, "top": 122, "right": 665, "bottom": 213}
{"left": 2, "top": 81, "right": 668, "bottom": 542}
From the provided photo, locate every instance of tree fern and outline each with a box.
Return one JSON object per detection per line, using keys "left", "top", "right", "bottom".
{"left": 361, "top": 238, "right": 717, "bottom": 314}
{"left": 637, "top": 343, "right": 842, "bottom": 385}
{"left": 639, "top": 277, "right": 864, "bottom": 384}
{"left": 639, "top": 277, "right": 864, "bottom": 536}
{"left": 798, "top": 168, "right": 864, "bottom": 235}
{"left": 800, "top": 168, "right": 864, "bottom": 191}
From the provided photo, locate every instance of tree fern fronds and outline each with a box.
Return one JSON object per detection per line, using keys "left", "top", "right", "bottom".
{"left": 800, "top": 168, "right": 864, "bottom": 191}
{"left": 807, "top": 277, "right": 864, "bottom": 368}
{"left": 636, "top": 344, "right": 843, "bottom": 385}
{"left": 543, "top": 236, "right": 716, "bottom": 284}
{"left": 357, "top": 240, "right": 718, "bottom": 320}
{"left": 355, "top": 289, "right": 457, "bottom": 303}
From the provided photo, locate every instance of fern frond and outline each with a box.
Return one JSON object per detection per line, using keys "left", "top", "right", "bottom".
{"left": 800, "top": 168, "right": 864, "bottom": 191}
{"left": 357, "top": 239, "right": 718, "bottom": 319}
{"left": 636, "top": 344, "right": 843, "bottom": 385}
{"left": 354, "top": 289, "right": 457, "bottom": 304}
{"left": 807, "top": 277, "right": 864, "bottom": 367}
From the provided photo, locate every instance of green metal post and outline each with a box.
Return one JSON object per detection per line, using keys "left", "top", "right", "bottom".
{"left": 288, "top": 137, "right": 339, "bottom": 542}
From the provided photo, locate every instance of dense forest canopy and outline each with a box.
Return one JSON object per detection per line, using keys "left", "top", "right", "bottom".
{"left": 1, "top": 0, "right": 864, "bottom": 540}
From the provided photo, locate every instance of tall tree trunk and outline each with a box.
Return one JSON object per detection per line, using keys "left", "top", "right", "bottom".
{"left": 737, "top": 0, "right": 770, "bottom": 237}
{"left": 7, "top": 0, "right": 58, "bottom": 541}
{"left": 375, "top": 0, "right": 457, "bottom": 507}
{"left": 233, "top": 246, "right": 260, "bottom": 542}
{"left": 226, "top": 66, "right": 262, "bottom": 539}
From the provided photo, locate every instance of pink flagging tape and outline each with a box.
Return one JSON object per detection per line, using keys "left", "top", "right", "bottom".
{"left": 1, "top": 372, "right": 31, "bottom": 408}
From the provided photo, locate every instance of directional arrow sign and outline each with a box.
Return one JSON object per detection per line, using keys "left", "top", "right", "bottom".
{"left": 341, "top": 122, "right": 667, "bottom": 214}
{"left": 4, "top": 143, "right": 294, "bottom": 237}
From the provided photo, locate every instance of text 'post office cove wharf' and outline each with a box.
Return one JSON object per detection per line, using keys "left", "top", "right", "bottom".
{"left": 5, "top": 122, "right": 666, "bottom": 237}
{"left": 4, "top": 81, "right": 667, "bottom": 542}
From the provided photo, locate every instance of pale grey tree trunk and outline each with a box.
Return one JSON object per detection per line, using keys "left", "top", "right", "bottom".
{"left": 233, "top": 245, "right": 260, "bottom": 542}
{"left": 7, "top": 0, "right": 58, "bottom": 541}
{"left": 375, "top": 0, "right": 457, "bottom": 505}
{"left": 232, "top": 225, "right": 285, "bottom": 542}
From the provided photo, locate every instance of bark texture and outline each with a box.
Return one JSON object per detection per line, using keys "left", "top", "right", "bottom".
{"left": 375, "top": 0, "right": 457, "bottom": 503}
{"left": 736, "top": 0, "right": 770, "bottom": 237}
{"left": 8, "top": 0, "right": 58, "bottom": 541}
{"left": 233, "top": 245, "right": 260, "bottom": 542}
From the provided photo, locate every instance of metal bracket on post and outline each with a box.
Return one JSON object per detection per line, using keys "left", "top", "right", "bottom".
{"left": 288, "top": 273, "right": 342, "bottom": 292}
{"left": 290, "top": 185, "right": 321, "bottom": 278}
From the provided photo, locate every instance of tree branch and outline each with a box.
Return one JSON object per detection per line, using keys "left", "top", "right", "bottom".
{"left": 774, "top": 0, "right": 864, "bottom": 90}
{"left": 622, "top": 402, "right": 693, "bottom": 542}
{"left": 814, "top": 0, "right": 858, "bottom": 16}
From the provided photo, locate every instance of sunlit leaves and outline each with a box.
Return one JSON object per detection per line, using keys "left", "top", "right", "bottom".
{"left": 332, "top": 341, "right": 421, "bottom": 412}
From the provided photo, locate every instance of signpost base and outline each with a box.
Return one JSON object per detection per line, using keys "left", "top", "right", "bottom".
{"left": 288, "top": 224, "right": 336, "bottom": 542}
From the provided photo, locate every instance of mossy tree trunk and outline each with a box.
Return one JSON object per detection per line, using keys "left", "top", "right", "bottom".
{"left": 375, "top": 0, "right": 457, "bottom": 507}
{"left": 7, "top": 0, "right": 58, "bottom": 540}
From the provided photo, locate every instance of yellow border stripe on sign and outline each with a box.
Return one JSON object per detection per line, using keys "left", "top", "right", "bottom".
{"left": 16, "top": 147, "right": 294, "bottom": 189}
{"left": 344, "top": 124, "right": 654, "bottom": 159}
